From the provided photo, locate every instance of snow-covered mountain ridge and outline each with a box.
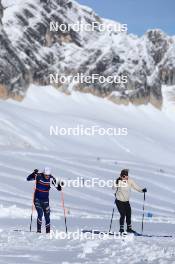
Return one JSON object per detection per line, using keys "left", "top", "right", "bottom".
{"left": 0, "top": 0, "right": 175, "bottom": 107}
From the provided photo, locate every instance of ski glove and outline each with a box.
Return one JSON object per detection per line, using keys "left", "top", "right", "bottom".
{"left": 56, "top": 184, "right": 62, "bottom": 191}
{"left": 34, "top": 169, "right": 39, "bottom": 174}
{"left": 142, "top": 188, "right": 147, "bottom": 193}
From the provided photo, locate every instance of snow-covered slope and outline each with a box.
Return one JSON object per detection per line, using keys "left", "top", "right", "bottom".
{"left": 0, "top": 85, "right": 175, "bottom": 263}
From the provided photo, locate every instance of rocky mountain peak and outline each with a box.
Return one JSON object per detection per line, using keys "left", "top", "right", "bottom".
{"left": 0, "top": 0, "right": 175, "bottom": 108}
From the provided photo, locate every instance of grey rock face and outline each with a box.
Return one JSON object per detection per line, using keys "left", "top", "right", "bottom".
{"left": 0, "top": 24, "right": 29, "bottom": 99}
{"left": 0, "top": 1, "right": 3, "bottom": 24}
{"left": 0, "top": 0, "right": 175, "bottom": 107}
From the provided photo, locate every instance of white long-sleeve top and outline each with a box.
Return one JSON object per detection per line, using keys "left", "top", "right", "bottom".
{"left": 113, "top": 178, "right": 143, "bottom": 202}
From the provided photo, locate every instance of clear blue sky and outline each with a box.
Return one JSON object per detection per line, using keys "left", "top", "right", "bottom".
{"left": 77, "top": 0, "right": 175, "bottom": 36}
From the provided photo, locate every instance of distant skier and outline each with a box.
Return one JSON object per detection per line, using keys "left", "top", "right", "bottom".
{"left": 113, "top": 169, "right": 147, "bottom": 233}
{"left": 27, "top": 167, "right": 62, "bottom": 233}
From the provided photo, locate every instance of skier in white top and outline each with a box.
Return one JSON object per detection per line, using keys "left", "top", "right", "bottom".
{"left": 113, "top": 169, "right": 147, "bottom": 233}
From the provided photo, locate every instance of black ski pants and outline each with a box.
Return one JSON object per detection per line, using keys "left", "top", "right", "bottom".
{"left": 115, "top": 199, "right": 131, "bottom": 228}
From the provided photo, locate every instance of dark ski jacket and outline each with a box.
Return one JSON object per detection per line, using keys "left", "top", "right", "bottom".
{"left": 27, "top": 171, "right": 62, "bottom": 200}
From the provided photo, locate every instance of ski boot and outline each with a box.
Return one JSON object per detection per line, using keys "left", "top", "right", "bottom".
{"left": 37, "top": 222, "right": 41, "bottom": 233}
{"left": 127, "top": 228, "right": 136, "bottom": 234}
{"left": 46, "top": 225, "right": 50, "bottom": 234}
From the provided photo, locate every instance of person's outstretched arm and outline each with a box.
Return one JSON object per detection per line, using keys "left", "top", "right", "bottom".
{"left": 130, "top": 178, "right": 147, "bottom": 193}
{"left": 27, "top": 169, "right": 38, "bottom": 181}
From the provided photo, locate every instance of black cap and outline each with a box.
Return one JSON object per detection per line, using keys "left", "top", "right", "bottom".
{"left": 120, "top": 169, "right": 129, "bottom": 177}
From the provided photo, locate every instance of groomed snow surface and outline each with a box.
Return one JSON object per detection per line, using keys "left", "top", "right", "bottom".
{"left": 0, "top": 85, "right": 175, "bottom": 263}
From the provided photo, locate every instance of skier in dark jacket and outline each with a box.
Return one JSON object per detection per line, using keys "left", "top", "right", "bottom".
{"left": 27, "top": 167, "right": 62, "bottom": 233}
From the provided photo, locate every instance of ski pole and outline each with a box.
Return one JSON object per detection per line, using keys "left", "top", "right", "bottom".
{"left": 141, "top": 192, "right": 146, "bottom": 233}
{"left": 109, "top": 204, "right": 115, "bottom": 233}
{"left": 29, "top": 175, "right": 37, "bottom": 232}
{"left": 61, "top": 190, "right": 68, "bottom": 233}
{"left": 29, "top": 201, "right": 35, "bottom": 232}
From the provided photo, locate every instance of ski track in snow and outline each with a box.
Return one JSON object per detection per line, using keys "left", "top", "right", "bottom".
{"left": 0, "top": 85, "right": 175, "bottom": 263}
